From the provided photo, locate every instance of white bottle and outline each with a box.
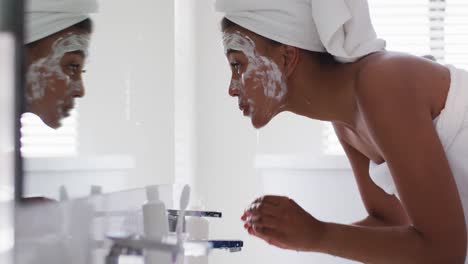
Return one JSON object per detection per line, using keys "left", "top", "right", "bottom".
{"left": 185, "top": 201, "right": 209, "bottom": 264}
{"left": 90, "top": 185, "right": 102, "bottom": 196}
{"left": 59, "top": 185, "right": 69, "bottom": 201}
{"left": 143, "top": 185, "right": 171, "bottom": 264}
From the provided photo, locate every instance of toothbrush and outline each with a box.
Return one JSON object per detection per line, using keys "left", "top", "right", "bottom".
{"left": 173, "top": 185, "right": 190, "bottom": 263}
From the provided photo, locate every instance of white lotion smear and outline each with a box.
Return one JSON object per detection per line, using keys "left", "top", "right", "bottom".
{"left": 223, "top": 31, "right": 288, "bottom": 103}
{"left": 230, "top": 79, "right": 243, "bottom": 94}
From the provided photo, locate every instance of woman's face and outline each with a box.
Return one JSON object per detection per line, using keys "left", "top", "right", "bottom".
{"left": 223, "top": 29, "right": 288, "bottom": 129}
{"left": 26, "top": 29, "right": 90, "bottom": 129}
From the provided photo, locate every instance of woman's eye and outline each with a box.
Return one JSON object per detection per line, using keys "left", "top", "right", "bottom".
{"left": 230, "top": 62, "right": 241, "bottom": 74}
{"left": 68, "top": 64, "right": 82, "bottom": 74}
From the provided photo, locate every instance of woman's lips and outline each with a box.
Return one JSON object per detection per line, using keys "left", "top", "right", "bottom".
{"left": 62, "top": 105, "right": 74, "bottom": 117}
{"left": 242, "top": 106, "right": 250, "bottom": 116}
{"left": 239, "top": 104, "right": 250, "bottom": 116}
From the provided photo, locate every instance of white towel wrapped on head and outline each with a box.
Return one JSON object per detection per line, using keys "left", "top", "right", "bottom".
{"left": 26, "top": 0, "right": 98, "bottom": 44}
{"left": 215, "top": 0, "right": 385, "bottom": 63}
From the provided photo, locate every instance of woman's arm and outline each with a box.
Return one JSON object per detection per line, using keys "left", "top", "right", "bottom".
{"left": 352, "top": 215, "right": 393, "bottom": 227}
{"left": 321, "top": 58, "right": 467, "bottom": 263}
{"left": 334, "top": 124, "right": 410, "bottom": 227}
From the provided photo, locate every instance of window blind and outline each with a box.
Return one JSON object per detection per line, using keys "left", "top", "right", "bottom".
{"left": 20, "top": 110, "right": 78, "bottom": 157}
{"left": 323, "top": 0, "right": 468, "bottom": 155}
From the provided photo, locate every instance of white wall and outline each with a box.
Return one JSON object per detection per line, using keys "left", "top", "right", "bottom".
{"left": 0, "top": 34, "right": 15, "bottom": 199}
{"left": 79, "top": 0, "right": 175, "bottom": 189}
{"left": 0, "top": 33, "right": 15, "bottom": 264}
{"left": 174, "top": 0, "right": 198, "bottom": 194}
{"left": 188, "top": 3, "right": 264, "bottom": 263}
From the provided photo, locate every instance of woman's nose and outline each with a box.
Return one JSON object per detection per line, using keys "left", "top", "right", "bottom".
{"left": 71, "top": 81, "right": 85, "bottom": 98}
{"left": 228, "top": 82, "right": 239, "bottom": 97}
{"left": 77, "top": 86, "right": 85, "bottom": 98}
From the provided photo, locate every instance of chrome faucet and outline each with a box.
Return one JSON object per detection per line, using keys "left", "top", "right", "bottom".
{"left": 105, "top": 238, "right": 143, "bottom": 264}
{"left": 167, "top": 210, "right": 222, "bottom": 232}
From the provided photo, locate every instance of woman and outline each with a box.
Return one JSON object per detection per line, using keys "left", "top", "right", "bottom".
{"left": 216, "top": 0, "right": 468, "bottom": 263}
{"left": 25, "top": 0, "right": 97, "bottom": 129}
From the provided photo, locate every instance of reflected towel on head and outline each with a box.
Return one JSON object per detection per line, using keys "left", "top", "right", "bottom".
{"left": 215, "top": 0, "right": 385, "bottom": 63}
{"left": 25, "top": 0, "right": 98, "bottom": 44}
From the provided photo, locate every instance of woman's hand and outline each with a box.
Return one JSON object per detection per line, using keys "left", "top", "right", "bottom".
{"left": 242, "top": 195, "right": 327, "bottom": 251}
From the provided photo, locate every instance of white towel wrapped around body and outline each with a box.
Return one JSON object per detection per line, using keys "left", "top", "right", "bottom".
{"left": 26, "top": 0, "right": 98, "bottom": 44}
{"left": 215, "top": 0, "right": 386, "bottom": 63}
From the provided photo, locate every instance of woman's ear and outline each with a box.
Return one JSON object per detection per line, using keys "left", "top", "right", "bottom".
{"left": 282, "top": 45, "right": 300, "bottom": 78}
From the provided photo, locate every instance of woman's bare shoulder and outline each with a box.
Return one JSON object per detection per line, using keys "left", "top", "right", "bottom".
{"left": 354, "top": 51, "right": 449, "bottom": 117}
{"left": 356, "top": 52, "right": 440, "bottom": 101}
{"left": 357, "top": 51, "right": 432, "bottom": 81}
{"left": 356, "top": 51, "right": 447, "bottom": 83}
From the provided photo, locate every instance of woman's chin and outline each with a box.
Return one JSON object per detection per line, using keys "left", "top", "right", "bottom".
{"left": 42, "top": 116, "right": 62, "bottom": 129}
{"left": 250, "top": 114, "right": 271, "bottom": 129}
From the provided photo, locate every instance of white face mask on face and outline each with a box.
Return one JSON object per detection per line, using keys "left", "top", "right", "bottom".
{"left": 26, "top": 33, "right": 90, "bottom": 123}
{"left": 26, "top": 33, "right": 90, "bottom": 103}
{"left": 223, "top": 31, "right": 288, "bottom": 100}
{"left": 223, "top": 31, "right": 288, "bottom": 124}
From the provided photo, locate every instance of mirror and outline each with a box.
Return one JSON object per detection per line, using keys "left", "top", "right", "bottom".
{"left": 21, "top": 0, "right": 175, "bottom": 201}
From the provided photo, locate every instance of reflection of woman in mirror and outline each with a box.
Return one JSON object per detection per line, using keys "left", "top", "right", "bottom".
{"left": 25, "top": 0, "right": 97, "bottom": 129}
{"left": 217, "top": 0, "right": 468, "bottom": 262}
